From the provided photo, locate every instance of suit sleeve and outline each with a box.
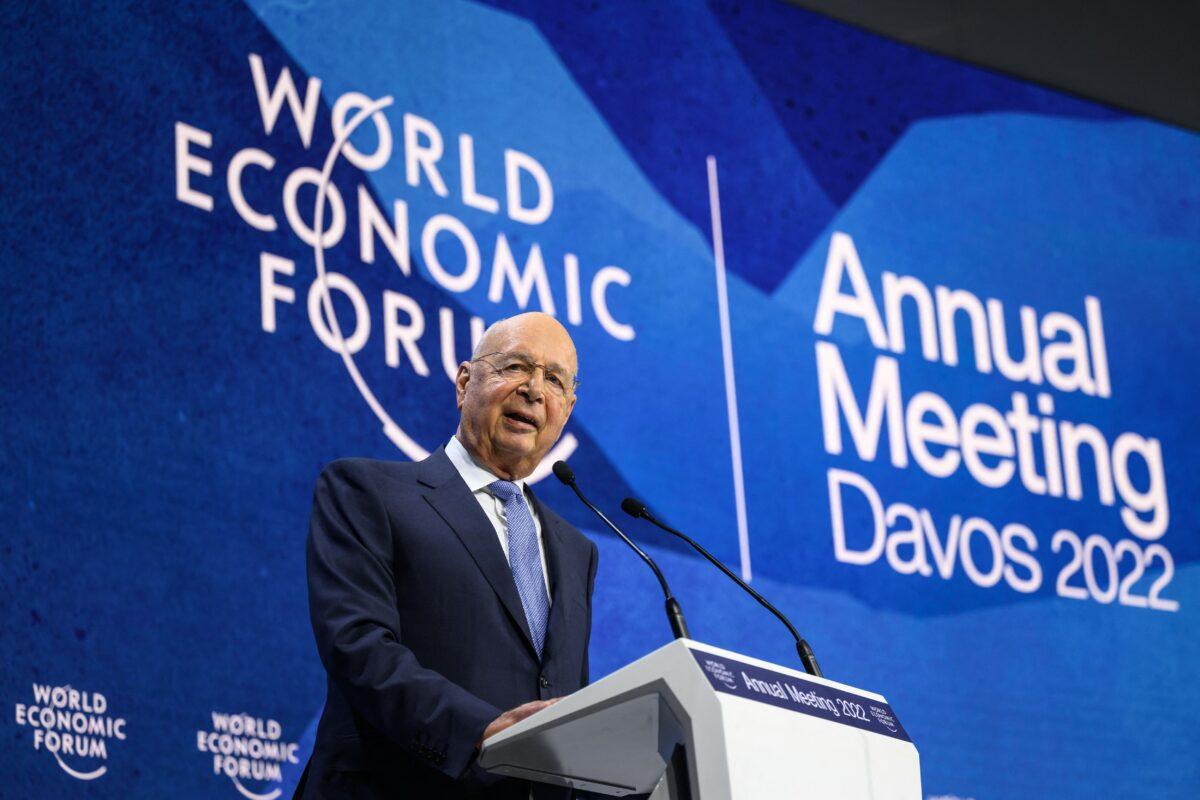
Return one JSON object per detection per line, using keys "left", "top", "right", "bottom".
{"left": 306, "top": 459, "right": 502, "bottom": 779}
{"left": 581, "top": 539, "right": 599, "bottom": 687}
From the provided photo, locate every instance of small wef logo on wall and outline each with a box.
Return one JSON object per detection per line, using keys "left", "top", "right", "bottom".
{"left": 197, "top": 711, "right": 301, "bottom": 800}
{"left": 13, "top": 683, "right": 127, "bottom": 780}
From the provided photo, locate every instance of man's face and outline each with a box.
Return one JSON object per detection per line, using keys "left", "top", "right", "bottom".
{"left": 455, "top": 316, "right": 577, "bottom": 480}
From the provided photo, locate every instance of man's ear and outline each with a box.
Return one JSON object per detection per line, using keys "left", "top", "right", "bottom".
{"left": 454, "top": 361, "right": 471, "bottom": 409}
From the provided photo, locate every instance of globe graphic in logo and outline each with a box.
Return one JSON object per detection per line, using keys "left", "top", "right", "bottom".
{"left": 308, "top": 96, "right": 577, "bottom": 483}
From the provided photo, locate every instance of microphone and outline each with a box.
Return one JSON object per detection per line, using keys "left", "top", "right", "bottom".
{"left": 621, "top": 497, "right": 824, "bottom": 678}
{"left": 552, "top": 462, "right": 689, "bottom": 640}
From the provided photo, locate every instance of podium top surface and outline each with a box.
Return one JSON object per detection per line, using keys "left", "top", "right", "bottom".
{"left": 483, "top": 638, "right": 908, "bottom": 750}
{"left": 682, "top": 639, "right": 887, "bottom": 702}
{"left": 478, "top": 638, "right": 919, "bottom": 799}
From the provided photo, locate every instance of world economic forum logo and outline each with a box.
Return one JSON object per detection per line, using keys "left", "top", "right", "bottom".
{"left": 868, "top": 704, "right": 899, "bottom": 734}
{"left": 196, "top": 711, "right": 300, "bottom": 800}
{"left": 299, "top": 96, "right": 576, "bottom": 483}
{"left": 700, "top": 658, "right": 740, "bottom": 691}
{"left": 13, "top": 683, "right": 127, "bottom": 781}
{"left": 175, "top": 56, "right": 649, "bottom": 483}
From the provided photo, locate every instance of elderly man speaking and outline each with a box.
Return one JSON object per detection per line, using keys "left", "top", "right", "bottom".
{"left": 295, "top": 312, "right": 598, "bottom": 800}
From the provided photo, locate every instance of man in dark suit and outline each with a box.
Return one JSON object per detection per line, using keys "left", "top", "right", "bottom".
{"left": 295, "top": 312, "right": 598, "bottom": 799}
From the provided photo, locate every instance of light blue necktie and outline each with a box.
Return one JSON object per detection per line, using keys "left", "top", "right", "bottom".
{"left": 489, "top": 480, "right": 550, "bottom": 658}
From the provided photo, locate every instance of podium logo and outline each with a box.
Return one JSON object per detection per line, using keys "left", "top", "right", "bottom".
{"left": 869, "top": 704, "right": 899, "bottom": 733}
{"left": 700, "top": 658, "right": 739, "bottom": 690}
{"left": 196, "top": 711, "right": 300, "bottom": 800}
{"left": 13, "top": 683, "right": 127, "bottom": 780}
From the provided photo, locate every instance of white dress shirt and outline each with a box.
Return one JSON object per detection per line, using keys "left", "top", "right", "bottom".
{"left": 445, "top": 436, "right": 551, "bottom": 598}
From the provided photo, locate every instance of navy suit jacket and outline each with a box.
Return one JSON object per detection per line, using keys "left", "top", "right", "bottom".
{"left": 296, "top": 448, "right": 598, "bottom": 800}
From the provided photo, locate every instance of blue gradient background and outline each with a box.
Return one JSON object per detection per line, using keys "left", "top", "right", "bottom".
{"left": 1, "top": 1, "right": 1197, "bottom": 798}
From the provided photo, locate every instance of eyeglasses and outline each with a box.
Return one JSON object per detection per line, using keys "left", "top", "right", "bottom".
{"left": 472, "top": 351, "right": 578, "bottom": 399}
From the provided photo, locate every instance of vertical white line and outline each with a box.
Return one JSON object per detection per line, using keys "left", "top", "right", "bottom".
{"left": 707, "top": 156, "right": 752, "bottom": 582}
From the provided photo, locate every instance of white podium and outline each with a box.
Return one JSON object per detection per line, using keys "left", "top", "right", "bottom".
{"left": 478, "top": 639, "right": 920, "bottom": 799}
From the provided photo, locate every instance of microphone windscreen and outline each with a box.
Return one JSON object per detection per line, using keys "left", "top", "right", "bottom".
{"left": 621, "top": 497, "right": 647, "bottom": 517}
{"left": 551, "top": 460, "right": 575, "bottom": 485}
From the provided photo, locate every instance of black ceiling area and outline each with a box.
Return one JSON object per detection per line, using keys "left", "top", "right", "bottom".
{"left": 787, "top": 0, "right": 1200, "bottom": 132}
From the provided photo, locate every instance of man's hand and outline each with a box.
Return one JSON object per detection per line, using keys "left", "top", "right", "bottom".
{"left": 479, "top": 698, "right": 560, "bottom": 746}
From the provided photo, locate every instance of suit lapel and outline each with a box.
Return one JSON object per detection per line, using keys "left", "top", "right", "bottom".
{"left": 418, "top": 449, "right": 539, "bottom": 661}
{"left": 532, "top": 490, "right": 581, "bottom": 666}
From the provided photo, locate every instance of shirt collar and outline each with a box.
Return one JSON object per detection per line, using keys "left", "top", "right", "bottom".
{"left": 446, "top": 435, "right": 529, "bottom": 495}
